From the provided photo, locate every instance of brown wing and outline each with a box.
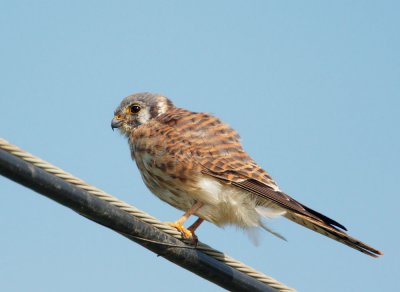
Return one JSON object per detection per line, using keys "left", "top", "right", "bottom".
{"left": 230, "top": 179, "right": 346, "bottom": 230}
{"left": 157, "top": 107, "right": 279, "bottom": 187}
{"left": 157, "top": 108, "right": 383, "bottom": 257}
{"left": 158, "top": 109, "right": 342, "bottom": 225}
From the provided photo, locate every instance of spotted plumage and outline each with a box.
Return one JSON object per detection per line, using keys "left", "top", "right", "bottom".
{"left": 112, "top": 92, "right": 383, "bottom": 257}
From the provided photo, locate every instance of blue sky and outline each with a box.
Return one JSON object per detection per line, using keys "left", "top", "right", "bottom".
{"left": 1, "top": 1, "right": 399, "bottom": 291}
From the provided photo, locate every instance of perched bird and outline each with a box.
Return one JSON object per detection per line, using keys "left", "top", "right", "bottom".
{"left": 111, "top": 92, "right": 382, "bottom": 257}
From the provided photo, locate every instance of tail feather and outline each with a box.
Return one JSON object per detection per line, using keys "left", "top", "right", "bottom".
{"left": 284, "top": 212, "right": 383, "bottom": 258}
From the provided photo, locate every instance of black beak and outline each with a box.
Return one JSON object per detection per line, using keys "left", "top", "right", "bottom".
{"left": 111, "top": 117, "right": 123, "bottom": 131}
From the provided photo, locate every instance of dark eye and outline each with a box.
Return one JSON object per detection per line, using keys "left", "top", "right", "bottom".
{"left": 129, "top": 104, "right": 141, "bottom": 114}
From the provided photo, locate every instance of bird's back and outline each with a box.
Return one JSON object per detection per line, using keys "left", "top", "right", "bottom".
{"left": 155, "top": 107, "right": 280, "bottom": 189}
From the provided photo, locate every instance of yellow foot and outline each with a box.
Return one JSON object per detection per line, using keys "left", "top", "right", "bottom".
{"left": 166, "top": 222, "right": 198, "bottom": 244}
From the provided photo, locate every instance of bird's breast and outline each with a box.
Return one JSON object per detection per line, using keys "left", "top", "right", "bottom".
{"left": 130, "top": 138, "right": 200, "bottom": 211}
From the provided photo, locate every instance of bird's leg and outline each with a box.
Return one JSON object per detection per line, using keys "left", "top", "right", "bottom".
{"left": 187, "top": 218, "right": 204, "bottom": 244}
{"left": 167, "top": 201, "right": 203, "bottom": 241}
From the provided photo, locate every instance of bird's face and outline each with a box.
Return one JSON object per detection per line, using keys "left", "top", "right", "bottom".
{"left": 111, "top": 92, "right": 173, "bottom": 135}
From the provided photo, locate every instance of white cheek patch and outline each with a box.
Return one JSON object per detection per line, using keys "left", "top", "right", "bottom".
{"left": 137, "top": 109, "right": 151, "bottom": 124}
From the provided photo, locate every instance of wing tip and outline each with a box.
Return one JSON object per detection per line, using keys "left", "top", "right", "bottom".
{"left": 361, "top": 248, "right": 384, "bottom": 258}
{"left": 300, "top": 204, "right": 348, "bottom": 231}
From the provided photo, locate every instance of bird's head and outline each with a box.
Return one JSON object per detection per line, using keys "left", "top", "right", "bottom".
{"left": 111, "top": 92, "right": 174, "bottom": 135}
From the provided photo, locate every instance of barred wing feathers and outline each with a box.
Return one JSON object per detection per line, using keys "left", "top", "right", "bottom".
{"left": 157, "top": 107, "right": 383, "bottom": 257}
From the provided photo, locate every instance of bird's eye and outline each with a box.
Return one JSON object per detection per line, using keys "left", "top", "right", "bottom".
{"left": 129, "top": 104, "right": 141, "bottom": 114}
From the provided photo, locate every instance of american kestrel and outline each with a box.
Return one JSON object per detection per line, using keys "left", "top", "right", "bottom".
{"left": 111, "top": 92, "right": 382, "bottom": 257}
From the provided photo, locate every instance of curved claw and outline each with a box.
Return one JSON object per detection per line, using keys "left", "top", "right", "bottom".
{"left": 166, "top": 222, "right": 198, "bottom": 244}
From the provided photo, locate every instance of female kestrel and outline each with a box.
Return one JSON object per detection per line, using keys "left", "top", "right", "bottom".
{"left": 111, "top": 92, "right": 382, "bottom": 258}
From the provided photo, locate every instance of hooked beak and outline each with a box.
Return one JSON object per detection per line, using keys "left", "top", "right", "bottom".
{"left": 111, "top": 117, "right": 123, "bottom": 131}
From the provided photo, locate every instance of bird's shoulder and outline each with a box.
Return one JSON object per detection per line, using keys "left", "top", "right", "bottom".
{"left": 156, "top": 107, "right": 245, "bottom": 157}
{"left": 155, "top": 107, "right": 278, "bottom": 188}
{"left": 156, "top": 107, "right": 240, "bottom": 142}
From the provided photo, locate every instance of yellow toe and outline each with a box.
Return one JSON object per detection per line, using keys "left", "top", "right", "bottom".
{"left": 166, "top": 221, "right": 196, "bottom": 241}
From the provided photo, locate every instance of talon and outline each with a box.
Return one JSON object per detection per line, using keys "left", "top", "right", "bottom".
{"left": 166, "top": 222, "right": 194, "bottom": 240}
{"left": 164, "top": 202, "right": 204, "bottom": 244}
{"left": 188, "top": 230, "right": 199, "bottom": 245}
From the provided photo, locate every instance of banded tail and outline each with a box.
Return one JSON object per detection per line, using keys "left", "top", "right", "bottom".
{"left": 284, "top": 211, "right": 383, "bottom": 258}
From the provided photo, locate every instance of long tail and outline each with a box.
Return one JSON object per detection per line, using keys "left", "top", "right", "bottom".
{"left": 284, "top": 211, "right": 383, "bottom": 258}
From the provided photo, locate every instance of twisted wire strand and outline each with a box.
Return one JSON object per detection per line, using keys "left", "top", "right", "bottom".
{"left": 0, "top": 138, "right": 295, "bottom": 292}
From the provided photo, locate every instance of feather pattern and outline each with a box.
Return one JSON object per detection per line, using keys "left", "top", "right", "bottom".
{"left": 158, "top": 108, "right": 382, "bottom": 257}
{"left": 114, "top": 93, "right": 383, "bottom": 257}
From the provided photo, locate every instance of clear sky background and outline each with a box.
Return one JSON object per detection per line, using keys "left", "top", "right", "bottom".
{"left": 1, "top": 1, "right": 399, "bottom": 291}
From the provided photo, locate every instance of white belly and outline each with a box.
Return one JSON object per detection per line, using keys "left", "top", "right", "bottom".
{"left": 135, "top": 151, "right": 285, "bottom": 230}
{"left": 194, "top": 177, "right": 286, "bottom": 228}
